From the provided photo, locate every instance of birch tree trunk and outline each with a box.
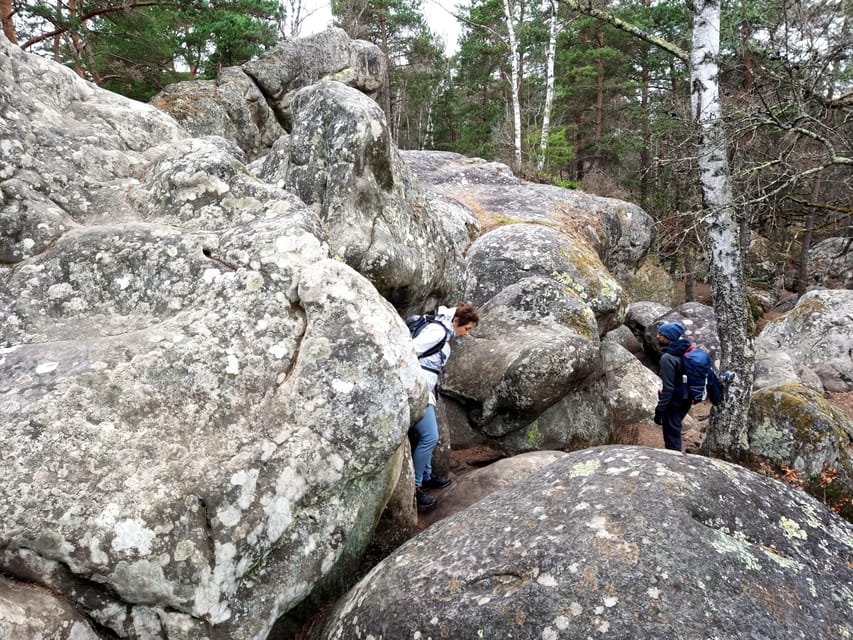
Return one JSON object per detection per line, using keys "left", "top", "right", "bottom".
{"left": 537, "top": 0, "right": 559, "bottom": 170}
{"left": 501, "top": 0, "right": 523, "bottom": 168}
{"left": 691, "top": 0, "right": 754, "bottom": 460}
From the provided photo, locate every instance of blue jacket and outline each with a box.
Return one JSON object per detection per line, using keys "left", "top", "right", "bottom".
{"left": 655, "top": 338, "right": 691, "bottom": 414}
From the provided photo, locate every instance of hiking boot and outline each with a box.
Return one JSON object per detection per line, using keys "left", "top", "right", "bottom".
{"left": 415, "top": 489, "right": 437, "bottom": 512}
{"left": 422, "top": 474, "right": 452, "bottom": 490}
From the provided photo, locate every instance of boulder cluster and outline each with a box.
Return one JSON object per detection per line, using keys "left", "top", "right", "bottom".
{"left": 1, "top": 27, "right": 851, "bottom": 640}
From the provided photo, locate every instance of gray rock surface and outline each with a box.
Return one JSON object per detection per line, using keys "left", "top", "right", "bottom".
{"left": 464, "top": 224, "right": 626, "bottom": 334}
{"left": 151, "top": 28, "right": 386, "bottom": 159}
{"left": 1, "top": 32, "right": 427, "bottom": 639}
{"left": 0, "top": 576, "right": 100, "bottom": 640}
{"left": 603, "top": 324, "right": 642, "bottom": 354}
{"left": 151, "top": 66, "right": 285, "bottom": 161}
{"left": 600, "top": 340, "right": 661, "bottom": 426}
{"left": 749, "top": 384, "right": 853, "bottom": 488}
{"left": 401, "top": 150, "right": 655, "bottom": 282}
{"left": 443, "top": 275, "right": 603, "bottom": 443}
{"left": 624, "top": 301, "right": 670, "bottom": 344}
{"left": 418, "top": 451, "right": 570, "bottom": 527}
{"left": 317, "top": 446, "right": 853, "bottom": 640}
{"left": 759, "top": 289, "right": 853, "bottom": 392}
{"left": 643, "top": 301, "right": 720, "bottom": 365}
{"left": 752, "top": 336, "right": 805, "bottom": 391}
{"left": 261, "top": 81, "right": 475, "bottom": 313}
{"left": 807, "top": 237, "right": 852, "bottom": 290}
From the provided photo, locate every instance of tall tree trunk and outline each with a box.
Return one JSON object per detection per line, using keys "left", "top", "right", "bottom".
{"left": 575, "top": 113, "right": 585, "bottom": 181}
{"left": 795, "top": 174, "right": 822, "bottom": 295}
{"left": 537, "top": 0, "right": 559, "bottom": 170}
{"left": 379, "top": 15, "right": 393, "bottom": 136}
{"left": 1, "top": 0, "right": 16, "bottom": 44}
{"left": 639, "top": 61, "right": 651, "bottom": 206}
{"left": 501, "top": 0, "right": 523, "bottom": 168}
{"left": 594, "top": 31, "right": 604, "bottom": 142}
{"left": 683, "top": 243, "right": 694, "bottom": 302}
{"left": 53, "top": 0, "right": 62, "bottom": 61}
{"left": 691, "top": 0, "right": 753, "bottom": 461}
{"left": 740, "top": 20, "right": 753, "bottom": 94}
{"left": 638, "top": 0, "right": 652, "bottom": 206}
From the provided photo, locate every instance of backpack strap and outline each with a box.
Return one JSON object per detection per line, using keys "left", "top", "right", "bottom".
{"left": 416, "top": 320, "right": 453, "bottom": 359}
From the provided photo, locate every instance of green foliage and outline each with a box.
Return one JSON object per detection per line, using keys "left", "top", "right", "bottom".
{"left": 17, "top": 0, "right": 282, "bottom": 101}
{"left": 333, "top": 0, "right": 446, "bottom": 147}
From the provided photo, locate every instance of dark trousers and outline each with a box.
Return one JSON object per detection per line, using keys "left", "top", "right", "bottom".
{"left": 662, "top": 403, "right": 691, "bottom": 452}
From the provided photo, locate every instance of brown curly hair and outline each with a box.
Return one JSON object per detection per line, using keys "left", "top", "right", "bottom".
{"left": 453, "top": 303, "right": 479, "bottom": 326}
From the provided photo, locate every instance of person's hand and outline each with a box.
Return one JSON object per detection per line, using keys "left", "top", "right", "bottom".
{"left": 653, "top": 411, "right": 663, "bottom": 425}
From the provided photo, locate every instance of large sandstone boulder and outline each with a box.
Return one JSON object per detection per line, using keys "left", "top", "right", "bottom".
{"left": 759, "top": 289, "right": 853, "bottom": 392}
{"left": 642, "top": 301, "right": 720, "bottom": 364}
{"left": 151, "top": 28, "right": 386, "bottom": 159}
{"left": 624, "top": 300, "right": 670, "bottom": 345}
{"left": 151, "top": 67, "right": 285, "bottom": 162}
{"left": 464, "top": 224, "right": 626, "bottom": 334}
{"left": 752, "top": 336, "right": 805, "bottom": 391}
{"left": 317, "top": 446, "right": 853, "bottom": 640}
{"left": 442, "top": 275, "right": 603, "bottom": 443}
{"left": 1, "top": 32, "right": 428, "bottom": 639}
{"left": 259, "top": 81, "right": 475, "bottom": 313}
{"left": 749, "top": 384, "right": 853, "bottom": 497}
{"left": 401, "top": 150, "right": 655, "bottom": 283}
{"left": 0, "top": 34, "right": 184, "bottom": 265}
{"left": 0, "top": 576, "right": 100, "bottom": 640}
{"left": 807, "top": 237, "right": 853, "bottom": 290}
{"left": 418, "top": 451, "right": 570, "bottom": 527}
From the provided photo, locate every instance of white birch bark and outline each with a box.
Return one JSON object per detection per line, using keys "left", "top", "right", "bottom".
{"left": 502, "top": 0, "right": 523, "bottom": 167}
{"left": 537, "top": 0, "right": 559, "bottom": 170}
{"left": 691, "top": 0, "right": 754, "bottom": 460}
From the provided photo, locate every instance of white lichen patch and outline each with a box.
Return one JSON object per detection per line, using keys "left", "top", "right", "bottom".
{"left": 553, "top": 615, "right": 570, "bottom": 630}
{"left": 174, "top": 540, "right": 196, "bottom": 562}
{"left": 542, "top": 627, "right": 558, "bottom": 640}
{"left": 586, "top": 515, "right": 615, "bottom": 540}
{"left": 35, "top": 361, "right": 59, "bottom": 374}
{"left": 647, "top": 587, "right": 660, "bottom": 599}
{"left": 568, "top": 602, "right": 583, "bottom": 616}
{"left": 89, "top": 537, "right": 109, "bottom": 565}
{"left": 780, "top": 516, "right": 807, "bottom": 540}
{"left": 225, "top": 354, "right": 240, "bottom": 375}
{"left": 332, "top": 379, "right": 355, "bottom": 394}
{"left": 710, "top": 531, "right": 761, "bottom": 571}
{"left": 192, "top": 541, "right": 237, "bottom": 624}
{"left": 245, "top": 271, "right": 264, "bottom": 292}
{"left": 115, "top": 274, "right": 132, "bottom": 290}
{"left": 263, "top": 496, "right": 292, "bottom": 542}
{"left": 760, "top": 548, "right": 803, "bottom": 571}
{"left": 570, "top": 459, "right": 601, "bottom": 478}
{"left": 269, "top": 343, "right": 289, "bottom": 359}
{"left": 709, "top": 457, "right": 741, "bottom": 480}
{"left": 537, "top": 573, "right": 557, "bottom": 587}
{"left": 111, "top": 519, "right": 156, "bottom": 555}
{"left": 603, "top": 596, "right": 618, "bottom": 607}
{"left": 216, "top": 504, "right": 242, "bottom": 528}
{"left": 231, "top": 469, "right": 259, "bottom": 509}
{"left": 603, "top": 465, "right": 632, "bottom": 476}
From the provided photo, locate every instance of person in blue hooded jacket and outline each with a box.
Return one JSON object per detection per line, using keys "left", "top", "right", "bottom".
{"left": 653, "top": 321, "right": 692, "bottom": 452}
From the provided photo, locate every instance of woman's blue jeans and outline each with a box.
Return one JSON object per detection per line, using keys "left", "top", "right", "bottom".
{"left": 411, "top": 404, "right": 438, "bottom": 488}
